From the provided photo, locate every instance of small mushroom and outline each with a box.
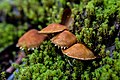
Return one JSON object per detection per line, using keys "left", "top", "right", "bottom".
{"left": 38, "top": 23, "right": 68, "bottom": 34}
{"left": 51, "top": 30, "right": 77, "bottom": 49}
{"left": 17, "top": 29, "right": 48, "bottom": 50}
{"left": 62, "top": 43, "right": 96, "bottom": 60}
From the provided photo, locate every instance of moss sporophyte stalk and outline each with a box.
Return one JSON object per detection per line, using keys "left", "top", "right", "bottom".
{"left": 0, "top": 0, "right": 120, "bottom": 79}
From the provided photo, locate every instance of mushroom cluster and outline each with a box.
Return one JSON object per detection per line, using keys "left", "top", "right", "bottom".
{"left": 17, "top": 23, "right": 96, "bottom": 60}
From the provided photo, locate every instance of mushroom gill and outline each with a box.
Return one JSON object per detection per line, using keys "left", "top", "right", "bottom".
{"left": 51, "top": 30, "right": 77, "bottom": 49}
{"left": 38, "top": 23, "right": 68, "bottom": 34}
{"left": 17, "top": 29, "right": 48, "bottom": 50}
{"left": 62, "top": 43, "right": 96, "bottom": 60}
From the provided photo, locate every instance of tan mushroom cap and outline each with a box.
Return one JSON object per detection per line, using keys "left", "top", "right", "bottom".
{"left": 17, "top": 29, "right": 48, "bottom": 49}
{"left": 38, "top": 23, "right": 68, "bottom": 34}
{"left": 51, "top": 30, "right": 77, "bottom": 48}
{"left": 62, "top": 43, "right": 96, "bottom": 60}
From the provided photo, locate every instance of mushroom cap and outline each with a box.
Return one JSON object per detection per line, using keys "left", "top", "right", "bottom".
{"left": 51, "top": 30, "right": 77, "bottom": 48}
{"left": 38, "top": 23, "right": 68, "bottom": 34}
{"left": 17, "top": 29, "right": 47, "bottom": 49}
{"left": 62, "top": 43, "right": 96, "bottom": 60}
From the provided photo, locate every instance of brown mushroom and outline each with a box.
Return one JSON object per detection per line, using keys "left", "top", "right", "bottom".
{"left": 51, "top": 30, "right": 77, "bottom": 49}
{"left": 17, "top": 29, "right": 48, "bottom": 50}
{"left": 38, "top": 23, "right": 68, "bottom": 34}
{"left": 62, "top": 43, "right": 96, "bottom": 60}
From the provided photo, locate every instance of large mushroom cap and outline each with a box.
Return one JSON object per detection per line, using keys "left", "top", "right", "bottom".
{"left": 51, "top": 30, "right": 77, "bottom": 49}
{"left": 38, "top": 23, "right": 68, "bottom": 34}
{"left": 62, "top": 43, "right": 96, "bottom": 60}
{"left": 17, "top": 29, "right": 47, "bottom": 50}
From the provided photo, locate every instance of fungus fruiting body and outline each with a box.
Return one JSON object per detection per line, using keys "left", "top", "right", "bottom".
{"left": 17, "top": 23, "right": 96, "bottom": 60}
{"left": 8, "top": 0, "right": 120, "bottom": 79}
{"left": 17, "top": 29, "right": 48, "bottom": 50}
{"left": 38, "top": 23, "right": 68, "bottom": 34}
{"left": 62, "top": 43, "right": 96, "bottom": 60}
{"left": 51, "top": 30, "right": 77, "bottom": 49}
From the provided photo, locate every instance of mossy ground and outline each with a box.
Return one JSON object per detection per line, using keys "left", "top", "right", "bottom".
{"left": 0, "top": 0, "right": 120, "bottom": 80}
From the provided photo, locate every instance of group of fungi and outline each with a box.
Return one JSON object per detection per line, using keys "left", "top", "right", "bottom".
{"left": 16, "top": 23, "right": 97, "bottom": 60}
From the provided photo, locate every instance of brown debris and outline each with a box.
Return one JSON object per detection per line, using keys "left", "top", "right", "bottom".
{"left": 38, "top": 23, "right": 68, "bottom": 34}
{"left": 17, "top": 29, "right": 48, "bottom": 49}
{"left": 6, "top": 51, "right": 25, "bottom": 73}
{"left": 62, "top": 43, "right": 96, "bottom": 60}
{"left": 51, "top": 30, "right": 77, "bottom": 48}
{"left": 61, "top": 8, "right": 74, "bottom": 30}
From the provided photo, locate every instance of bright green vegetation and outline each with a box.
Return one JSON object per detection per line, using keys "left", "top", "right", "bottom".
{"left": 0, "top": 0, "right": 120, "bottom": 79}
{"left": 13, "top": 41, "right": 84, "bottom": 80}
{"left": 0, "top": 23, "right": 26, "bottom": 52}
{"left": 0, "top": 71, "right": 6, "bottom": 80}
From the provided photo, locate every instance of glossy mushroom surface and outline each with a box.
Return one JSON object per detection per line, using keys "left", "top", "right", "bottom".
{"left": 51, "top": 30, "right": 77, "bottom": 49}
{"left": 17, "top": 29, "right": 48, "bottom": 50}
{"left": 38, "top": 23, "right": 68, "bottom": 34}
{"left": 62, "top": 43, "right": 96, "bottom": 60}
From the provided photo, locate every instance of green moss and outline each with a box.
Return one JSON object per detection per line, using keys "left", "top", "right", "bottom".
{"left": 13, "top": 0, "right": 120, "bottom": 79}
{"left": 0, "top": 0, "right": 119, "bottom": 79}
{"left": 0, "top": 71, "right": 6, "bottom": 80}
{"left": 14, "top": 41, "right": 85, "bottom": 80}
{"left": 0, "top": 23, "right": 26, "bottom": 52}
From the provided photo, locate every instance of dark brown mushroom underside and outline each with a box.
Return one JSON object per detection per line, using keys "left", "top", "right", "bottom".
{"left": 38, "top": 23, "right": 68, "bottom": 34}
{"left": 17, "top": 29, "right": 48, "bottom": 49}
{"left": 51, "top": 30, "right": 77, "bottom": 48}
{"left": 62, "top": 43, "right": 96, "bottom": 60}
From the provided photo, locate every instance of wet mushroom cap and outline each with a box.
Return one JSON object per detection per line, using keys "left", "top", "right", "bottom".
{"left": 17, "top": 29, "right": 48, "bottom": 49}
{"left": 38, "top": 23, "right": 68, "bottom": 34}
{"left": 51, "top": 30, "right": 77, "bottom": 48}
{"left": 62, "top": 43, "right": 96, "bottom": 60}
